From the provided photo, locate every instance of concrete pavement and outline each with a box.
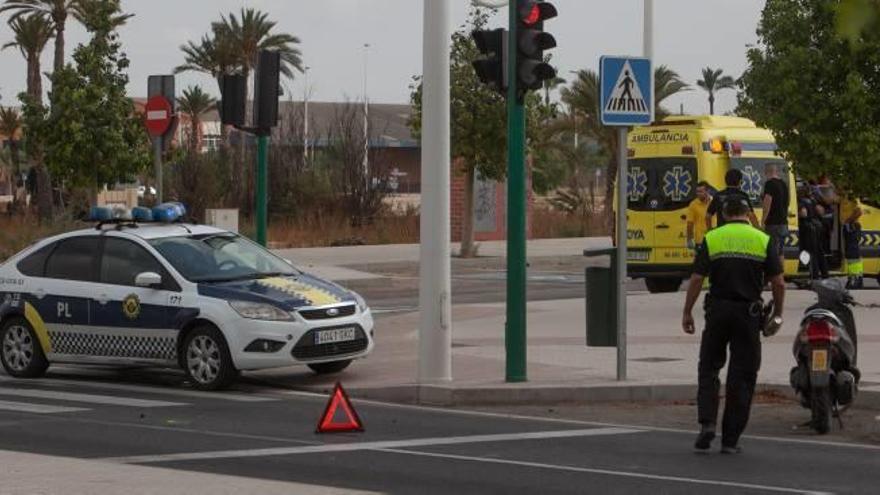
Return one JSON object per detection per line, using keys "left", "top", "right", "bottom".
{"left": 260, "top": 237, "right": 880, "bottom": 407}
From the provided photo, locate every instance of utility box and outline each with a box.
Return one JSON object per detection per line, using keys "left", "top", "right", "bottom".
{"left": 206, "top": 208, "right": 239, "bottom": 233}
{"left": 584, "top": 248, "right": 618, "bottom": 347}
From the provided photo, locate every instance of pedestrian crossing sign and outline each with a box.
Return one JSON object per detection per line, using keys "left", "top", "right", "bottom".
{"left": 600, "top": 56, "right": 653, "bottom": 126}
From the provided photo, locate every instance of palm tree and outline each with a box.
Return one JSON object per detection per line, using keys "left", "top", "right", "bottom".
{"left": 174, "top": 33, "right": 239, "bottom": 90}
{"left": 3, "top": 13, "right": 53, "bottom": 219}
{"left": 0, "top": 106, "right": 22, "bottom": 177}
{"left": 696, "top": 67, "right": 736, "bottom": 115}
{"left": 177, "top": 85, "right": 216, "bottom": 152}
{"left": 560, "top": 65, "right": 689, "bottom": 222}
{"left": 212, "top": 8, "right": 303, "bottom": 80}
{"left": 2, "top": 13, "right": 53, "bottom": 102}
{"left": 0, "top": 0, "right": 82, "bottom": 74}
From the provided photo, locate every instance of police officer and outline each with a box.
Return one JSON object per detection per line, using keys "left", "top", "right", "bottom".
{"left": 682, "top": 197, "right": 786, "bottom": 454}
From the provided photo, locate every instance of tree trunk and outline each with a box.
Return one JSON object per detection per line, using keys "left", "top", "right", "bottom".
{"left": 460, "top": 163, "right": 477, "bottom": 258}
{"left": 53, "top": 22, "right": 65, "bottom": 75}
{"left": 708, "top": 94, "right": 715, "bottom": 115}
{"left": 191, "top": 117, "right": 200, "bottom": 152}
{"left": 34, "top": 161, "right": 53, "bottom": 222}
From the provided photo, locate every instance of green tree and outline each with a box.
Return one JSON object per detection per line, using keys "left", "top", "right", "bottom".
{"left": 177, "top": 85, "right": 216, "bottom": 153}
{"left": 561, "top": 66, "right": 689, "bottom": 221}
{"left": 0, "top": 0, "right": 82, "bottom": 74}
{"left": 409, "top": 7, "right": 507, "bottom": 257}
{"left": 174, "top": 32, "right": 239, "bottom": 91}
{"left": 22, "top": 0, "right": 148, "bottom": 205}
{"left": 4, "top": 13, "right": 53, "bottom": 219}
{"left": 739, "top": 0, "right": 880, "bottom": 201}
{"left": 696, "top": 67, "right": 736, "bottom": 115}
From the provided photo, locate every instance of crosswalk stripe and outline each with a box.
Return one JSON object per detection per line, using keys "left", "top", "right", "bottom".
{"left": 0, "top": 388, "right": 185, "bottom": 408}
{"left": 0, "top": 375, "right": 277, "bottom": 402}
{"left": 0, "top": 399, "right": 88, "bottom": 414}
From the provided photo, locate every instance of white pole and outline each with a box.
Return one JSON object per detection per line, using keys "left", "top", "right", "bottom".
{"left": 643, "top": 0, "right": 653, "bottom": 59}
{"left": 303, "top": 66, "right": 310, "bottom": 165}
{"left": 418, "top": 0, "right": 452, "bottom": 384}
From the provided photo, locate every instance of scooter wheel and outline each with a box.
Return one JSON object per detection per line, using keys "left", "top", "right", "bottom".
{"left": 810, "top": 386, "right": 832, "bottom": 434}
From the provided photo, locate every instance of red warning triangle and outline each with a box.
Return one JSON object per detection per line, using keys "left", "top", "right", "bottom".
{"left": 316, "top": 382, "right": 364, "bottom": 433}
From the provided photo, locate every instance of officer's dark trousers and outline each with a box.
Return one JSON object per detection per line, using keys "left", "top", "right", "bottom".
{"left": 697, "top": 298, "right": 762, "bottom": 446}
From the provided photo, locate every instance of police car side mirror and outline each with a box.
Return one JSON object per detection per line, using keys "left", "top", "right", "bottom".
{"left": 135, "top": 272, "right": 163, "bottom": 289}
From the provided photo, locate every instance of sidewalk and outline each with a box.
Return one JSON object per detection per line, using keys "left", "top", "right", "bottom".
{"left": 273, "top": 237, "right": 611, "bottom": 281}
{"left": 252, "top": 288, "right": 880, "bottom": 407}
{"left": 0, "top": 450, "right": 377, "bottom": 495}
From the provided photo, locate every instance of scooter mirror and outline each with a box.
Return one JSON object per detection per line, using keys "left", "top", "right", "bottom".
{"left": 799, "top": 251, "right": 811, "bottom": 266}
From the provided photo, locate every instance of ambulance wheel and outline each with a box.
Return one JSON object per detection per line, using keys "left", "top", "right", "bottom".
{"left": 0, "top": 316, "right": 49, "bottom": 378}
{"left": 644, "top": 277, "right": 682, "bottom": 293}
{"left": 183, "top": 325, "right": 239, "bottom": 391}
{"left": 308, "top": 360, "right": 352, "bottom": 375}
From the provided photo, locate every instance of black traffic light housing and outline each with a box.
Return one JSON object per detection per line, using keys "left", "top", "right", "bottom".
{"left": 253, "top": 50, "right": 281, "bottom": 132}
{"left": 219, "top": 73, "right": 246, "bottom": 127}
{"left": 472, "top": 28, "right": 508, "bottom": 95}
{"left": 516, "top": 0, "right": 557, "bottom": 99}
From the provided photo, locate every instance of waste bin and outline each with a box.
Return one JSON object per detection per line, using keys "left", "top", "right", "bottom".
{"left": 583, "top": 248, "right": 618, "bottom": 347}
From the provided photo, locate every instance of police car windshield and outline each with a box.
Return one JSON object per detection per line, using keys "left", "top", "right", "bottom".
{"left": 149, "top": 233, "right": 298, "bottom": 283}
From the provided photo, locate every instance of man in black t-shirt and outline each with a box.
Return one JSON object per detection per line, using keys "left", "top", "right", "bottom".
{"left": 705, "top": 169, "right": 759, "bottom": 231}
{"left": 762, "top": 163, "right": 790, "bottom": 269}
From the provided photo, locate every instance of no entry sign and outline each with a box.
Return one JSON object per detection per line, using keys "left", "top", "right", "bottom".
{"left": 144, "top": 95, "right": 173, "bottom": 137}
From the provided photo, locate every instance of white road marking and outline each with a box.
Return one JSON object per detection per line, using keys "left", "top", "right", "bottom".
{"left": 0, "top": 375, "right": 277, "bottom": 402}
{"left": 348, "top": 398, "right": 880, "bottom": 452}
{"left": 103, "top": 427, "right": 641, "bottom": 464}
{"left": 0, "top": 388, "right": 185, "bottom": 408}
{"left": 378, "top": 448, "right": 831, "bottom": 495}
{"left": 0, "top": 399, "right": 88, "bottom": 414}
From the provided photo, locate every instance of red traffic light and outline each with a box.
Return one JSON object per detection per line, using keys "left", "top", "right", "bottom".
{"left": 519, "top": 1, "right": 557, "bottom": 27}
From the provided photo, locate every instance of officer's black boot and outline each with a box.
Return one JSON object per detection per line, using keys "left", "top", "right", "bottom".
{"left": 694, "top": 424, "right": 715, "bottom": 452}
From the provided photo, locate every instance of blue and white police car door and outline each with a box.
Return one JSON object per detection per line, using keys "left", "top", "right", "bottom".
{"left": 29, "top": 237, "right": 101, "bottom": 358}
{"left": 88, "top": 237, "right": 181, "bottom": 365}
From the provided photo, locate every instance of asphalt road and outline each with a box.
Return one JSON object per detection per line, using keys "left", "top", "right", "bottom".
{"left": 0, "top": 368, "right": 877, "bottom": 494}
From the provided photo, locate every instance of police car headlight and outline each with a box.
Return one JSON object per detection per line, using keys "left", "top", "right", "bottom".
{"left": 228, "top": 300, "right": 292, "bottom": 321}
{"left": 352, "top": 292, "right": 368, "bottom": 312}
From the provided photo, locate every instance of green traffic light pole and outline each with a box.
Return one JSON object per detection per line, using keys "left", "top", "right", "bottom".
{"left": 256, "top": 132, "right": 269, "bottom": 247}
{"left": 506, "top": 0, "right": 527, "bottom": 383}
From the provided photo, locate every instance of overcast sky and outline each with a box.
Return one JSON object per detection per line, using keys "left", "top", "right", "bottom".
{"left": 0, "top": 0, "right": 764, "bottom": 115}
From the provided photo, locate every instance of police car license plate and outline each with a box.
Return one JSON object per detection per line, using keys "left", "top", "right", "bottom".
{"left": 315, "top": 327, "right": 356, "bottom": 345}
{"left": 811, "top": 349, "right": 828, "bottom": 372}
{"left": 627, "top": 250, "right": 650, "bottom": 262}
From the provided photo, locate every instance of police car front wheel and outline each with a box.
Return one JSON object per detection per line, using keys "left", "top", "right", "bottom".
{"left": 183, "top": 326, "right": 238, "bottom": 390}
{"left": 0, "top": 317, "right": 49, "bottom": 378}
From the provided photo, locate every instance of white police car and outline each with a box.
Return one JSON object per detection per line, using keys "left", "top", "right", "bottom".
{"left": 0, "top": 204, "right": 374, "bottom": 390}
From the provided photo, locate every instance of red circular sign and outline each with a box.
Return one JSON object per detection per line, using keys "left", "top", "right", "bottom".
{"left": 144, "top": 95, "right": 173, "bottom": 137}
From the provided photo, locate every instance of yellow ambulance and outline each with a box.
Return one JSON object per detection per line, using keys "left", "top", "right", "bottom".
{"left": 623, "top": 115, "right": 799, "bottom": 293}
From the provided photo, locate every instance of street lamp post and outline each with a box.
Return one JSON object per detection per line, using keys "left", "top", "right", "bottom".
{"left": 362, "top": 43, "right": 370, "bottom": 185}
{"left": 418, "top": 0, "right": 452, "bottom": 384}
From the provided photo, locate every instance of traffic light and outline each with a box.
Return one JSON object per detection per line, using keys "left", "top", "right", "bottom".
{"left": 516, "top": 0, "right": 557, "bottom": 97}
{"left": 219, "top": 73, "right": 246, "bottom": 127}
{"left": 472, "top": 28, "right": 507, "bottom": 95}
{"left": 253, "top": 50, "right": 281, "bottom": 131}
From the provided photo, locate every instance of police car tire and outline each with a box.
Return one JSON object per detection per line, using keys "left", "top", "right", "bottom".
{"left": 307, "top": 360, "right": 352, "bottom": 375}
{"left": 183, "top": 325, "right": 239, "bottom": 391}
{"left": 0, "top": 317, "right": 49, "bottom": 379}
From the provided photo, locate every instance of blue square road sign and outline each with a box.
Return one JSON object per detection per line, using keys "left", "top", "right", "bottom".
{"left": 600, "top": 56, "right": 654, "bottom": 126}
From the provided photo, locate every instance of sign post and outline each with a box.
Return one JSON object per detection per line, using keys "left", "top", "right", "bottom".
{"left": 599, "top": 56, "right": 653, "bottom": 381}
{"left": 147, "top": 75, "right": 176, "bottom": 203}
